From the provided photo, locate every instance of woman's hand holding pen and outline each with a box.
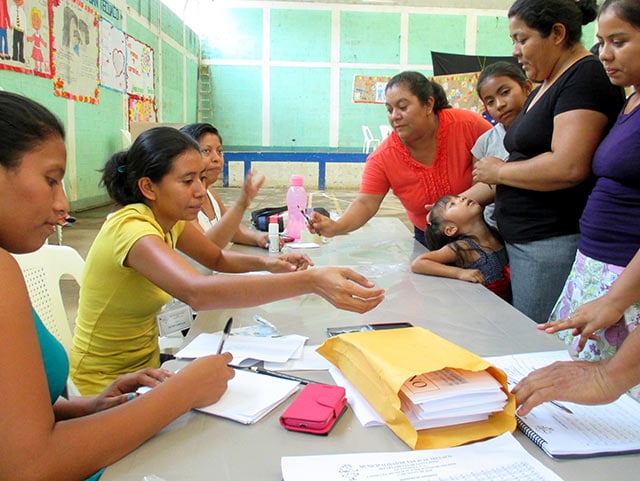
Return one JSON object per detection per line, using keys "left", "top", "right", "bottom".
{"left": 309, "top": 267, "right": 385, "bottom": 313}
{"left": 512, "top": 359, "right": 617, "bottom": 416}
{"left": 175, "top": 353, "right": 236, "bottom": 409}
{"left": 307, "top": 211, "right": 337, "bottom": 237}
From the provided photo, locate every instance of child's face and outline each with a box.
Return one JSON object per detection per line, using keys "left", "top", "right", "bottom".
{"left": 478, "top": 75, "right": 531, "bottom": 128}
{"left": 439, "top": 195, "right": 482, "bottom": 232}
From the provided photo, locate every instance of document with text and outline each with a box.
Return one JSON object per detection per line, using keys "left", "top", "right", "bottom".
{"left": 281, "top": 433, "right": 563, "bottom": 481}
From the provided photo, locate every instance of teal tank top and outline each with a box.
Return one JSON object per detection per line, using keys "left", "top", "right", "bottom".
{"left": 33, "top": 308, "right": 104, "bottom": 481}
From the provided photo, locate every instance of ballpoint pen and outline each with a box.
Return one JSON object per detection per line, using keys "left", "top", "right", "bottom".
{"left": 235, "top": 365, "right": 322, "bottom": 385}
{"left": 298, "top": 205, "right": 312, "bottom": 226}
{"left": 216, "top": 317, "right": 233, "bottom": 355}
{"left": 550, "top": 400, "right": 574, "bottom": 414}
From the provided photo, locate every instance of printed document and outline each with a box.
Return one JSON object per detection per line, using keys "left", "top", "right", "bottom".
{"left": 281, "top": 432, "right": 563, "bottom": 481}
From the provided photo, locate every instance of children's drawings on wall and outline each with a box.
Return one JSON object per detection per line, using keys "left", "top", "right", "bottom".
{"left": 431, "top": 72, "right": 483, "bottom": 113}
{"left": 126, "top": 34, "right": 154, "bottom": 98}
{"left": 353, "top": 75, "right": 391, "bottom": 104}
{"left": 52, "top": 0, "right": 99, "bottom": 103}
{"left": 99, "top": 18, "right": 125, "bottom": 92}
{"left": 128, "top": 93, "right": 156, "bottom": 125}
{"left": 0, "top": 0, "right": 52, "bottom": 78}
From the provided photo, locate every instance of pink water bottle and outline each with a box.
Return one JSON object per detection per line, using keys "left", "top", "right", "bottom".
{"left": 286, "top": 175, "right": 307, "bottom": 240}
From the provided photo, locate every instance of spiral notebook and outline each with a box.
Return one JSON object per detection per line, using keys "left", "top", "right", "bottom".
{"left": 488, "top": 350, "right": 640, "bottom": 459}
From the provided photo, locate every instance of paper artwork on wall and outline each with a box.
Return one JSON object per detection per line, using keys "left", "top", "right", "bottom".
{"left": 125, "top": 33, "right": 154, "bottom": 98}
{"left": 98, "top": 18, "right": 125, "bottom": 92}
{"left": 431, "top": 72, "right": 483, "bottom": 113}
{"left": 128, "top": 93, "right": 156, "bottom": 126}
{"left": 0, "top": 0, "right": 53, "bottom": 78}
{"left": 353, "top": 75, "right": 391, "bottom": 104}
{"left": 52, "top": 0, "right": 99, "bottom": 103}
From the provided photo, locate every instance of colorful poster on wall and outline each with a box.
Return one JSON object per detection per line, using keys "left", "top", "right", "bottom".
{"left": 128, "top": 93, "right": 156, "bottom": 126}
{"left": 126, "top": 34, "right": 154, "bottom": 98}
{"left": 353, "top": 75, "right": 391, "bottom": 104}
{"left": 52, "top": 0, "right": 99, "bottom": 103}
{"left": 431, "top": 72, "right": 483, "bottom": 113}
{"left": 0, "top": 0, "right": 52, "bottom": 77}
{"left": 98, "top": 19, "right": 125, "bottom": 92}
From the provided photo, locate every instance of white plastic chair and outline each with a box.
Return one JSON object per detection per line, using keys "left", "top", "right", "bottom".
{"left": 361, "top": 125, "right": 381, "bottom": 153}
{"left": 379, "top": 125, "right": 392, "bottom": 139}
{"left": 12, "top": 245, "right": 85, "bottom": 396}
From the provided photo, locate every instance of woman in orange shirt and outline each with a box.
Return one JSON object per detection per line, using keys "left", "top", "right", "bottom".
{"left": 309, "top": 71, "right": 491, "bottom": 246}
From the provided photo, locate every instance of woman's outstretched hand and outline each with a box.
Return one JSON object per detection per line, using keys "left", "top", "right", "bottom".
{"left": 309, "top": 267, "right": 385, "bottom": 313}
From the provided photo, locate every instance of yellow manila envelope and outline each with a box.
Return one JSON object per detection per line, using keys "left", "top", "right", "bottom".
{"left": 317, "top": 327, "right": 516, "bottom": 450}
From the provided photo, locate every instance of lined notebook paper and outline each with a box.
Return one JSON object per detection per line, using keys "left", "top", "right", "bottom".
{"left": 488, "top": 350, "right": 640, "bottom": 458}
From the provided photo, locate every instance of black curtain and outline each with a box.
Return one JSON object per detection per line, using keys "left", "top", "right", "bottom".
{"left": 431, "top": 51, "right": 519, "bottom": 76}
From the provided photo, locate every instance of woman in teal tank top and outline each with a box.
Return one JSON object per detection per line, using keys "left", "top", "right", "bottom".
{"left": 0, "top": 92, "right": 235, "bottom": 479}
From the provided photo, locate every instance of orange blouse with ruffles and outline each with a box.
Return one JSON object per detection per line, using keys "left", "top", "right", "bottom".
{"left": 360, "top": 108, "right": 491, "bottom": 231}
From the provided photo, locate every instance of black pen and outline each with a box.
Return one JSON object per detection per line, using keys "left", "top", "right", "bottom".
{"left": 298, "top": 206, "right": 312, "bottom": 226}
{"left": 236, "top": 365, "right": 322, "bottom": 385}
{"left": 216, "top": 317, "right": 233, "bottom": 355}
{"left": 550, "top": 400, "right": 573, "bottom": 414}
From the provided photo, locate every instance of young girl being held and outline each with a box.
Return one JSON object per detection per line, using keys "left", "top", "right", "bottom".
{"left": 411, "top": 195, "right": 511, "bottom": 301}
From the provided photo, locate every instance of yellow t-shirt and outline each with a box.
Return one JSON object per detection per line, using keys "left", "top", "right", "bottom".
{"left": 70, "top": 204, "right": 185, "bottom": 395}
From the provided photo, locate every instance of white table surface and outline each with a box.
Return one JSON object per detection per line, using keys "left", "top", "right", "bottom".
{"left": 102, "top": 218, "right": 640, "bottom": 481}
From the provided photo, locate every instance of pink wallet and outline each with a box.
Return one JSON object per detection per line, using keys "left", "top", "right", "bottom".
{"left": 279, "top": 384, "right": 347, "bottom": 435}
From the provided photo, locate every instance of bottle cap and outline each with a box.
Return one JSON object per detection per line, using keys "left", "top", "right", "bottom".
{"left": 269, "top": 214, "right": 279, "bottom": 224}
{"left": 290, "top": 175, "right": 304, "bottom": 186}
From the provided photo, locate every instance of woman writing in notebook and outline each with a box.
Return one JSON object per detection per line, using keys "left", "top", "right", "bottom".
{"left": 0, "top": 91, "right": 235, "bottom": 480}
{"left": 411, "top": 194, "right": 510, "bottom": 301}
{"left": 514, "top": 0, "right": 640, "bottom": 414}
{"left": 70, "top": 126, "right": 384, "bottom": 395}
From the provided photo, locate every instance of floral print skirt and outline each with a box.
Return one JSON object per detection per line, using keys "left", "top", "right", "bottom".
{"left": 550, "top": 250, "right": 640, "bottom": 399}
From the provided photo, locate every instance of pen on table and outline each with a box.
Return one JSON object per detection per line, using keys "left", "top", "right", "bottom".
{"left": 550, "top": 400, "right": 573, "bottom": 414}
{"left": 216, "top": 317, "right": 233, "bottom": 355}
{"left": 236, "top": 365, "right": 322, "bottom": 385}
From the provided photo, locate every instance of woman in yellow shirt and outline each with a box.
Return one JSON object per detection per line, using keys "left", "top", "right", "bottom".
{"left": 71, "top": 127, "right": 385, "bottom": 394}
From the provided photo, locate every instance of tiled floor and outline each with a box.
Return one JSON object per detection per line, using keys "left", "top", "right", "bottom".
{"left": 57, "top": 187, "right": 411, "bottom": 323}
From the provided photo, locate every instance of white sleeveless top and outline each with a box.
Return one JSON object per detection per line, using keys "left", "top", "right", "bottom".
{"left": 180, "top": 190, "right": 222, "bottom": 275}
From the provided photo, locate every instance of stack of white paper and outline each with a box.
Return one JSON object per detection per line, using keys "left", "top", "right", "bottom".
{"left": 175, "top": 332, "right": 308, "bottom": 365}
{"left": 399, "top": 368, "right": 507, "bottom": 430}
{"left": 196, "top": 369, "right": 299, "bottom": 424}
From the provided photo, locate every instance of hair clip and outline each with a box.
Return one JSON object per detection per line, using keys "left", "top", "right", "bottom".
{"left": 117, "top": 165, "right": 126, "bottom": 173}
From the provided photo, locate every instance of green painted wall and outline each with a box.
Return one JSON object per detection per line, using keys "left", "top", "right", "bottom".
{"left": 340, "top": 12, "right": 401, "bottom": 64}
{"left": 0, "top": 0, "right": 199, "bottom": 210}
{"left": 270, "top": 67, "right": 331, "bottom": 148}
{"left": 209, "top": 65, "right": 263, "bottom": 146}
{"left": 408, "top": 14, "right": 466, "bottom": 66}
{"left": 202, "top": 4, "right": 532, "bottom": 152}
{"left": 271, "top": 10, "right": 331, "bottom": 62}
